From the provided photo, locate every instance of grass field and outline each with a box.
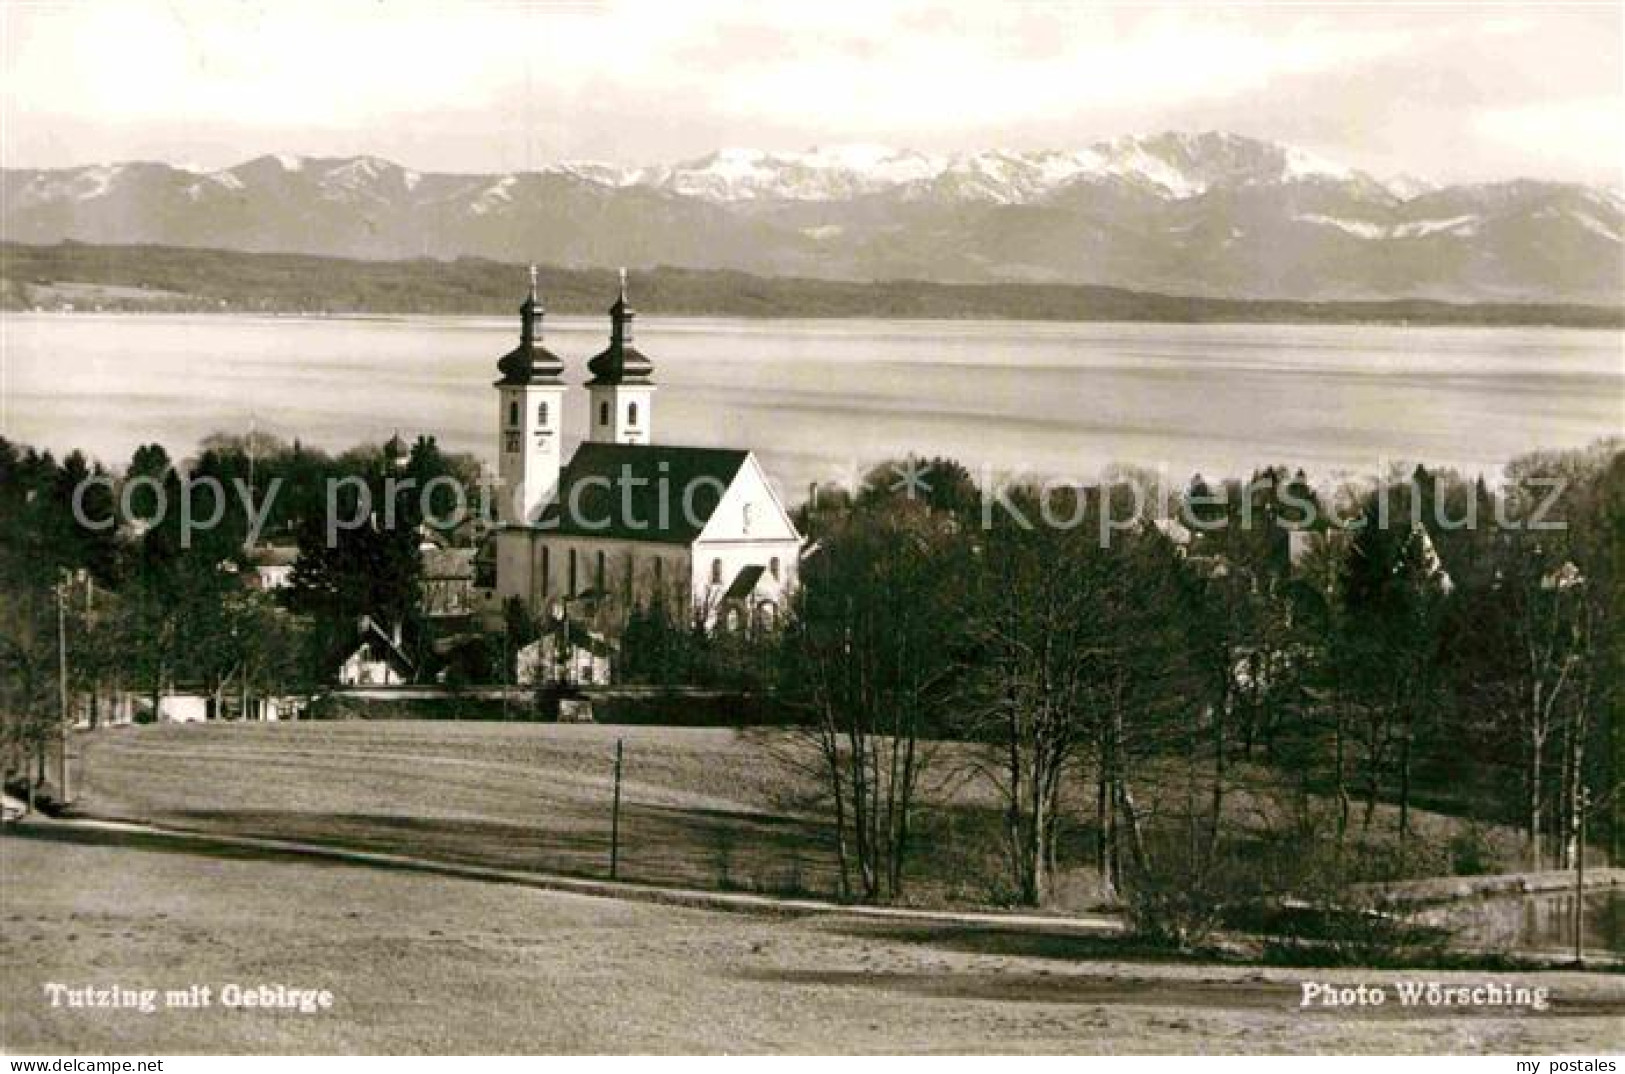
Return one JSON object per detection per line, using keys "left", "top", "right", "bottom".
{"left": 75, "top": 721, "right": 848, "bottom": 899}
{"left": 70, "top": 721, "right": 1525, "bottom": 911}
{"left": 4, "top": 828, "right": 1622, "bottom": 1053}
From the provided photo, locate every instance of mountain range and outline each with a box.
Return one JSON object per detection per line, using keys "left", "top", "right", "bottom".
{"left": 4, "top": 132, "right": 1621, "bottom": 304}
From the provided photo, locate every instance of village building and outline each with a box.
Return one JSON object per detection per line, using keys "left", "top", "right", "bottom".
{"left": 336, "top": 614, "right": 415, "bottom": 686}
{"left": 246, "top": 540, "right": 299, "bottom": 591}
{"left": 516, "top": 627, "right": 618, "bottom": 688}
{"left": 419, "top": 541, "right": 476, "bottom": 619}
{"left": 480, "top": 270, "right": 802, "bottom": 640}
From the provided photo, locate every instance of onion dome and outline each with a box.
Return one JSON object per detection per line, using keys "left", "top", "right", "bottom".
{"left": 495, "top": 265, "right": 566, "bottom": 386}
{"left": 586, "top": 268, "right": 655, "bottom": 386}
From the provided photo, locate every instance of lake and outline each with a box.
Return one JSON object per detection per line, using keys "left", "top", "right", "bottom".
{"left": 2, "top": 313, "right": 1620, "bottom": 497}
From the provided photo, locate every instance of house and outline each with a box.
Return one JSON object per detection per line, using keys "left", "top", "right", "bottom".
{"left": 149, "top": 692, "right": 209, "bottom": 723}
{"left": 515, "top": 625, "right": 618, "bottom": 687}
{"left": 336, "top": 615, "right": 415, "bottom": 686}
{"left": 480, "top": 269, "right": 802, "bottom": 648}
{"left": 246, "top": 541, "right": 299, "bottom": 591}
{"left": 1542, "top": 560, "right": 1585, "bottom": 591}
{"left": 420, "top": 546, "right": 476, "bottom": 618}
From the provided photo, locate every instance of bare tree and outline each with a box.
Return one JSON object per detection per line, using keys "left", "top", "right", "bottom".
{"left": 777, "top": 497, "right": 965, "bottom": 901}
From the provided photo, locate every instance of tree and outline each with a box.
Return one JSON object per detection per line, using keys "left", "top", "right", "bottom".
{"left": 1333, "top": 487, "right": 1453, "bottom": 847}
{"left": 286, "top": 494, "right": 422, "bottom": 680}
{"left": 961, "top": 485, "right": 1201, "bottom": 905}
{"left": 777, "top": 495, "right": 966, "bottom": 901}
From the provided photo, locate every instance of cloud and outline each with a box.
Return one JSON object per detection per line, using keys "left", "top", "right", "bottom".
{"left": 1474, "top": 99, "right": 1625, "bottom": 183}
{"left": 2, "top": 1, "right": 1618, "bottom": 184}
{"left": 706, "top": 12, "right": 1415, "bottom": 135}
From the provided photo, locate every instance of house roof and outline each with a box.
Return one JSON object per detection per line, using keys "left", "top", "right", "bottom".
{"left": 534, "top": 442, "right": 749, "bottom": 544}
{"left": 248, "top": 543, "right": 299, "bottom": 568}
{"left": 352, "top": 615, "right": 415, "bottom": 674}
{"left": 422, "top": 547, "right": 474, "bottom": 580}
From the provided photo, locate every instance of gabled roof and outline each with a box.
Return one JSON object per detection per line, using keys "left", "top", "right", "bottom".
{"left": 534, "top": 442, "right": 749, "bottom": 544}
{"left": 351, "top": 615, "right": 415, "bottom": 674}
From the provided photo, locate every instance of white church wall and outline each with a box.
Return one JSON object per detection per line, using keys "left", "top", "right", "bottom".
{"left": 690, "top": 537, "right": 800, "bottom": 616}
{"left": 697, "top": 454, "right": 801, "bottom": 544}
{"left": 525, "top": 535, "right": 692, "bottom": 617}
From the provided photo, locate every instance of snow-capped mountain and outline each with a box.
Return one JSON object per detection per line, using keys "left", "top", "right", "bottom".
{"left": 534, "top": 133, "right": 1391, "bottom": 205}
{"left": 3, "top": 133, "right": 1620, "bottom": 304}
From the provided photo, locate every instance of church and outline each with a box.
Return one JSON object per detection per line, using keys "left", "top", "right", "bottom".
{"left": 479, "top": 270, "right": 802, "bottom": 637}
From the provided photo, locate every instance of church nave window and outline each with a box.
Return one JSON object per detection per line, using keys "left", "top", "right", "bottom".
{"left": 628, "top": 402, "right": 639, "bottom": 427}
{"left": 537, "top": 401, "right": 549, "bottom": 427}
{"left": 710, "top": 557, "right": 723, "bottom": 585}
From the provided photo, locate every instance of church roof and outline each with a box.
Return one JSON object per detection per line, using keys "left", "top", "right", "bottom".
{"left": 496, "top": 336, "right": 566, "bottom": 387}
{"left": 586, "top": 270, "right": 654, "bottom": 386}
{"left": 495, "top": 268, "right": 566, "bottom": 387}
{"left": 585, "top": 337, "right": 655, "bottom": 386}
{"left": 534, "top": 442, "right": 749, "bottom": 545}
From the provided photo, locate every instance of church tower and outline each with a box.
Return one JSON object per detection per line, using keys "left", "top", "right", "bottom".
{"left": 586, "top": 269, "right": 655, "bottom": 445}
{"left": 494, "top": 266, "right": 567, "bottom": 524}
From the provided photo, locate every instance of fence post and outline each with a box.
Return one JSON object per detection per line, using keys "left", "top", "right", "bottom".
{"left": 610, "top": 737, "right": 624, "bottom": 880}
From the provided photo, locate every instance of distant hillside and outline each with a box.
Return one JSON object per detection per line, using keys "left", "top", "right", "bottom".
{"left": 5, "top": 134, "right": 1623, "bottom": 304}
{"left": 2, "top": 242, "right": 1620, "bottom": 328}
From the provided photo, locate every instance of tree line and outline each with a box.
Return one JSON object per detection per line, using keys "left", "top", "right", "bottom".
{"left": 0, "top": 431, "right": 486, "bottom": 777}
{"left": 758, "top": 444, "right": 1621, "bottom": 920}
{"left": 7, "top": 241, "right": 1622, "bottom": 327}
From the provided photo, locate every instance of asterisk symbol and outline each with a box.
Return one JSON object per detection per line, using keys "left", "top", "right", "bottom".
{"left": 890, "top": 456, "right": 933, "bottom": 501}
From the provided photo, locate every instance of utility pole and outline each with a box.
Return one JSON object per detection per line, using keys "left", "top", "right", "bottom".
{"left": 609, "top": 738, "right": 624, "bottom": 880}
{"left": 56, "top": 574, "right": 71, "bottom": 805}
{"left": 1574, "top": 787, "right": 1587, "bottom": 966}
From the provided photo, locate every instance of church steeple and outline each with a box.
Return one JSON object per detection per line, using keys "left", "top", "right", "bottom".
{"left": 494, "top": 266, "right": 567, "bottom": 524}
{"left": 586, "top": 268, "right": 656, "bottom": 444}
{"left": 587, "top": 267, "right": 655, "bottom": 387}
{"left": 609, "top": 267, "right": 633, "bottom": 344}
{"left": 519, "top": 264, "right": 542, "bottom": 345}
{"left": 497, "top": 264, "right": 564, "bottom": 387}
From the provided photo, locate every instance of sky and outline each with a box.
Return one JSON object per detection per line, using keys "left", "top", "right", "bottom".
{"left": 3, "top": 1, "right": 1621, "bottom": 186}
